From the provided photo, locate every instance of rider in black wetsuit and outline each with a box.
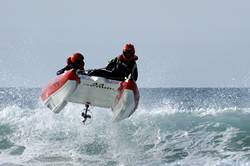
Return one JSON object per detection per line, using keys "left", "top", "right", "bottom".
{"left": 88, "top": 43, "right": 138, "bottom": 81}
{"left": 56, "top": 53, "right": 85, "bottom": 75}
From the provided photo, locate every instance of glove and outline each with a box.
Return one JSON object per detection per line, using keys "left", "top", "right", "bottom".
{"left": 56, "top": 69, "right": 65, "bottom": 75}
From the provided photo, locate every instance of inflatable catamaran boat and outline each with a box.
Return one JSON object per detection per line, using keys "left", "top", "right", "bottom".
{"left": 40, "top": 70, "right": 139, "bottom": 122}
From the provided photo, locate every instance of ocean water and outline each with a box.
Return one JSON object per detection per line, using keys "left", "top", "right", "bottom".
{"left": 1, "top": 88, "right": 250, "bottom": 166}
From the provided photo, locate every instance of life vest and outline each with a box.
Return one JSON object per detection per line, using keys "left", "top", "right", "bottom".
{"left": 118, "top": 54, "right": 138, "bottom": 62}
{"left": 111, "top": 54, "right": 138, "bottom": 78}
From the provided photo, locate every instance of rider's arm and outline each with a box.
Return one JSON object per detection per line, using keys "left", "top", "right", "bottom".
{"left": 106, "top": 58, "right": 117, "bottom": 71}
{"left": 56, "top": 65, "right": 73, "bottom": 75}
{"left": 132, "top": 65, "right": 138, "bottom": 81}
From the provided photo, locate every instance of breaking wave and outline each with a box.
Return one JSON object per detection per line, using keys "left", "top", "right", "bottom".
{"left": 1, "top": 88, "right": 250, "bottom": 165}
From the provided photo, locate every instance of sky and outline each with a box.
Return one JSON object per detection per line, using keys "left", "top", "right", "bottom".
{"left": 0, "top": 0, "right": 250, "bottom": 88}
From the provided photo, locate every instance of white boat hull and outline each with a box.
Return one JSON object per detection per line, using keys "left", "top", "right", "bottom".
{"left": 41, "top": 70, "right": 139, "bottom": 122}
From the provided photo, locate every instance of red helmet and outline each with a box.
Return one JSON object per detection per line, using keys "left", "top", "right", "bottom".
{"left": 123, "top": 43, "right": 135, "bottom": 56}
{"left": 70, "top": 53, "right": 84, "bottom": 64}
